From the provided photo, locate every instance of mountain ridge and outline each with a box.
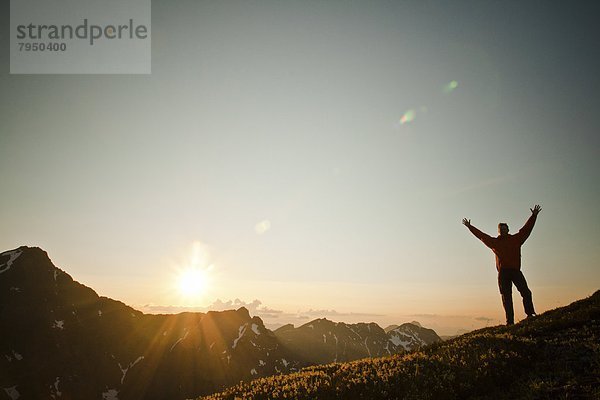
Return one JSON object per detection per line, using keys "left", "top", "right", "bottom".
{"left": 0, "top": 246, "right": 440, "bottom": 400}
{"left": 200, "top": 289, "right": 600, "bottom": 399}
{"left": 0, "top": 246, "right": 292, "bottom": 399}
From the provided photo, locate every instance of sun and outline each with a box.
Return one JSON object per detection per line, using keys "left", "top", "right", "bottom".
{"left": 171, "top": 241, "right": 215, "bottom": 303}
{"left": 178, "top": 267, "right": 208, "bottom": 297}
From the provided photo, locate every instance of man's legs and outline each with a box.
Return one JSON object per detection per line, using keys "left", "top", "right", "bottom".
{"left": 513, "top": 270, "right": 536, "bottom": 316}
{"left": 498, "top": 270, "right": 514, "bottom": 325}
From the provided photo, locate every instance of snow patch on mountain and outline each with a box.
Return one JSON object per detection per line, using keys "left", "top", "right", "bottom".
{"left": 170, "top": 331, "right": 189, "bottom": 352}
{"left": 118, "top": 356, "right": 144, "bottom": 384}
{"left": 102, "top": 389, "right": 119, "bottom": 400}
{"left": 388, "top": 326, "right": 426, "bottom": 350}
{"left": 50, "top": 377, "right": 61, "bottom": 398}
{"left": 232, "top": 324, "right": 248, "bottom": 349}
{"left": 251, "top": 323, "right": 261, "bottom": 335}
{"left": 389, "top": 333, "right": 412, "bottom": 350}
{"left": 384, "top": 341, "right": 391, "bottom": 355}
{"left": 3, "top": 386, "right": 20, "bottom": 400}
{"left": 0, "top": 249, "right": 23, "bottom": 274}
{"left": 364, "top": 337, "right": 372, "bottom": 357}
{"left": 348, "top": 326, "right": 362, "bottom": 339}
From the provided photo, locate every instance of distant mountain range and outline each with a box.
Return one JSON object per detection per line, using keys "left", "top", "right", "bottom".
{"left": 276, "top": 319, "right": 440, "bottom": 365}
{"left": 200, "top": 289, "right": 600, "bottom": 400}
{"left": 0, "top": 247, "right": 440, "bottom": 400}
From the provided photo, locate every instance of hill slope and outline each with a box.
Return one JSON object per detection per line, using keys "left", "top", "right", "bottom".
{"left": 201, "top": 290, "right": 600, "bottom": 400}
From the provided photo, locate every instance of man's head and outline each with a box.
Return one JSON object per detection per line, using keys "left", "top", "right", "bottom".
{"left": 498, "top": 223, "right": 509, "bottom": 236}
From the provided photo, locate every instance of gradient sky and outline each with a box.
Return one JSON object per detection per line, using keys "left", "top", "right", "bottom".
{"left": 1, "top": 1, "right": 599, "bottom": 335}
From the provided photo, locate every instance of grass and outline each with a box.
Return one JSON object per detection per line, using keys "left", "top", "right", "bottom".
{"left": 199, "top": 290, "right": 600, "bottom": 400}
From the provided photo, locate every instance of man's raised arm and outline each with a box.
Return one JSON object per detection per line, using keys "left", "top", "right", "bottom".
{"left": 462, "top": 218, "right": 494, "bottom": 248}
{"left": 516, "top": 204, "right": 541, "bottom": 244}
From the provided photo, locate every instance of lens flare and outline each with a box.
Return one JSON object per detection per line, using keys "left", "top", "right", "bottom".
{"left": 400, "top": 109, "right": 416, "bottom": 124}
{"left": 255, "top": 220, "right": 271, "bottom": 235}
{"left": 443, "top": 80, "right": 459, "bottom": 94}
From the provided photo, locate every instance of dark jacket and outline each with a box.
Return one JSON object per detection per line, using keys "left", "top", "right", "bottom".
{"left": 468, "top": 214, "right": 537, "bottom": 271}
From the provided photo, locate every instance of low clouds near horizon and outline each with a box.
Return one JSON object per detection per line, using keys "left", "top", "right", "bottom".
{"left": 140, "top": 299, "right": 497, "bottom": 334}
{"left": 140, "top": 298, "right": 383, "bottom": 321}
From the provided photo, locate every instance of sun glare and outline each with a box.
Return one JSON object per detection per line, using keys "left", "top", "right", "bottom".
{"left": 178, "top": 267, "right": 208, "bottom": 297}
{"left": 172, "top": 241, "right": 215, "bottom": 302}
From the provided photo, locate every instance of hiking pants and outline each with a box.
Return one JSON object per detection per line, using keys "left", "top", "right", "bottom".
{"left": 498, "top": 269, "right": 535, "bottom": 325}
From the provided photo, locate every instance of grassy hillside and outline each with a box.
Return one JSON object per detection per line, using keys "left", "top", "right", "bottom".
{"left": 200, "top": 290, "right": 600, "bottom": 400}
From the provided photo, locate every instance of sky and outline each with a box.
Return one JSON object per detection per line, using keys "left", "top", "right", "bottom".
{"left": 1, "top": 1, "right": 599, "bottom": 335}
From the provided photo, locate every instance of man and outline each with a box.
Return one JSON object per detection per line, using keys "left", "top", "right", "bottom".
{"left": 462, "top": 205, "right": 541, "bottom": 325}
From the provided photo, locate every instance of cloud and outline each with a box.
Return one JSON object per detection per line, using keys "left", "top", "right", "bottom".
{"left": 140, "top": 300, "right": 386, "bottom": 327}
{"left": 141, "top": 304, "right": 206, "bottom": 314}
{"left": 207, "top": 299, "right": 284, "bottom": 316}
{"left": 207, "top": 298, "right": 260, "bottom": 312}
{"left": 301, "top": 309, "right": 384, "bottom": 318}
{"left": 140, "top": 299, "right": 284, "bottom": 318}
{"left": 409, "top": 313, "right": 496, "bottom": 322}
{"left": 212, "top": 302, "right": 384, "bottom": 322}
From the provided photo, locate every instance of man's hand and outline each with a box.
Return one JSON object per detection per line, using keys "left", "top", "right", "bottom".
{"left": 530, "top": 204, "right": 542, "bottom": 216}
{"left": 462, "top": 218, "right": 471, "bottom": 227}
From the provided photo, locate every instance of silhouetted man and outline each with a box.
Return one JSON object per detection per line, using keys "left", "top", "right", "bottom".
{"left": 462, "top": 205, "right": 541, "bottom": 325}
